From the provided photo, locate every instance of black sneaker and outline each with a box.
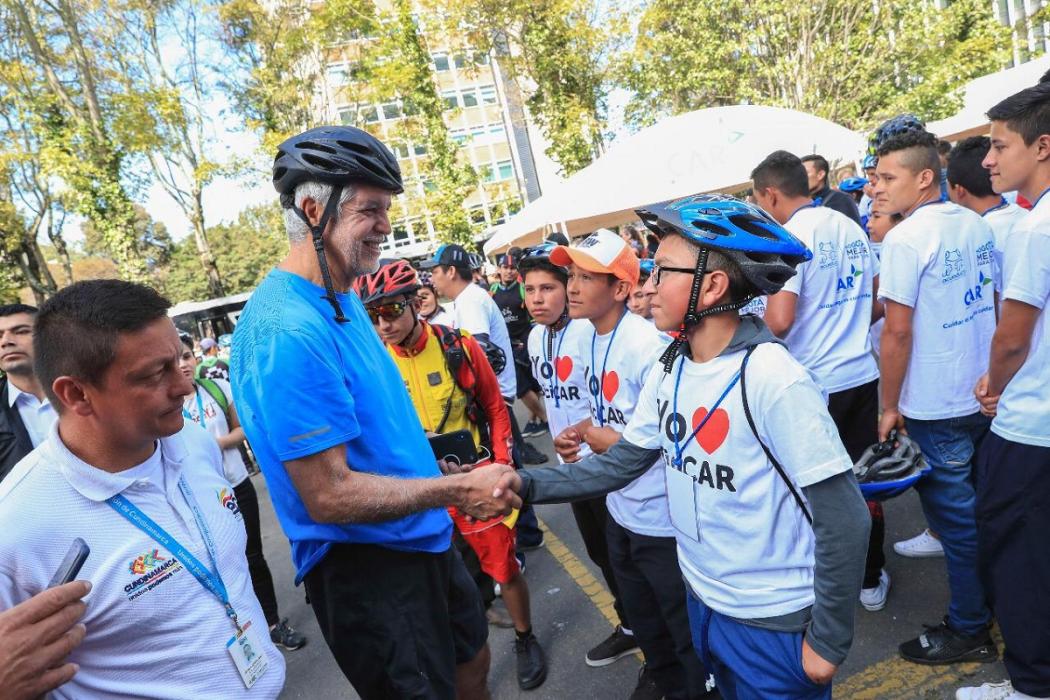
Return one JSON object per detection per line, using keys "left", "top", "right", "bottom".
{"left": 270, "top": 618, "right": 307, "bottom": 651}
{"left": 521, "top": 419, "right": 547, "bottom": 438}
{"left": 517, "top": 537, "right": 544, "bottom": 553}
{"left": 898, "top": 619, "right": 997, "bottom": 665}
{"left": 521, "top": 442, "right": 549, "bottom": 465}
{"left": 585, "top": 625, "right": 640, "bottom": 667}
{"left": 629, "top": 663, "right": 663, "bottom": 700}
{"left": 514, "top": 632, "right": 548, "bottom": 690}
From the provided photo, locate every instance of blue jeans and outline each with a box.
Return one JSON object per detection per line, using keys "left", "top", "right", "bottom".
{"left": 904, "top": 411, "right": 992, "bottom": 636}
{"left": 686, "top": 593, "right": 831, "bottom": 700}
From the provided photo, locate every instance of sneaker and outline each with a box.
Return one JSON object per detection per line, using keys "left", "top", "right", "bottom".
{"left": 522, "top": 419, "right": 548, "bottom": 438}
{"left": 894, "top": 529, "right": 945, "bottom": 558}
{"left": 514, "top": 632, "right": 548, "bottom": 690}
{"left": 517, "top": 537, "right": 544, "bottom": 553}
{"left": 520, "top": 441, "right": 549, "bottom": 465}
{"left": 269, "top": 618, "right": 307, "bottom": 651}
{"left": 486, "top": 604, "right": 515, "bottom": 629}
{"left": 957, "top": 681, "right": 1040, "bottom": 700}
{"left": 629, "top": 663, "right": 663, "bottom": 700}
{"left": 860, "top": 569, "right": 891, "bottom": 611}
{"left": 585, "top": 625, "right": 640, "bottom": 667}
{"left": 899, "top": 619, "right": 997, "bottom": 665}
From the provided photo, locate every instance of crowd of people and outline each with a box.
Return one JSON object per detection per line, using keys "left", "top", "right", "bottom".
{"left": 0, "top": 70, "right": 1048, "bottom": 700}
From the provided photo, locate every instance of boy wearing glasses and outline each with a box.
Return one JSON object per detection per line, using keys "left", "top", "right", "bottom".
{"left": 353, "top": 260, "right": 548, "bottom": 692}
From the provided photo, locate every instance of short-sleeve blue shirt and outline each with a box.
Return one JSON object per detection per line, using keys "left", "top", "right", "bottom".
{"left": 231, "top": 269, "right": 452, "bottom": 582}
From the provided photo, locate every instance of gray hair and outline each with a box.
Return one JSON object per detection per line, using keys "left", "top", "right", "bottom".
{"left": 283, "top": 181, "right": 356, "bottom": 242}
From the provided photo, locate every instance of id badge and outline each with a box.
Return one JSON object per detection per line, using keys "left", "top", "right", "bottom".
{"left": 227, "top": 620, "right": 269, "bottom": 688}
{"left": 664, "top": 464, "right": 700, "bottom": 542}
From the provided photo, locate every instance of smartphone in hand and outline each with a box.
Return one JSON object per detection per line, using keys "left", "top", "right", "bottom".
{"left": 48, "top": 538, "right": 90, "bottom": 588}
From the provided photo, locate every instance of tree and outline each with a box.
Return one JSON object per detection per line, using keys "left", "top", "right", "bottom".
{"left": 162, "top": 201, "right": 287, "bottom": 302}
{"left": 424, "top": 0, "right": 608, "bottom": 175}
{"left": 81, "top": 205, "right": 173, "bottom": 274}
{"left": 617, "top": 0, "right": 1009, "bottom": 131}
{"left": 1, "top": 0, "right": 152, "bottom": 281}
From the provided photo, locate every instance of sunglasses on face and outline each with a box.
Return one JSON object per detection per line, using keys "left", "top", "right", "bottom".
{"left": 366, "top": 301, "right": 411, "bottom": 324}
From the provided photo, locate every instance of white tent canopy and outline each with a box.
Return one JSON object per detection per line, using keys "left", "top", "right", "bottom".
{"left": 484, "top": 105, "right": 866, "bottom": 254}
{"left": 928, "top": 55, "right": 1050, "bottom": 142}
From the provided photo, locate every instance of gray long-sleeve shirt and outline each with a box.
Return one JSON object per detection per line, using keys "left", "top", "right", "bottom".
{"left": 519, "top": 440, "right": 869, "bottom": 665}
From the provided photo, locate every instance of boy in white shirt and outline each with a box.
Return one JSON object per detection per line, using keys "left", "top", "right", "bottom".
{"left": 751, "top": 150, "right": 889, "bottom": 612}
{"left": 874, "top": 129, "right": 998, "bottom": 665}
{"left": 955, "top": 78, "right": 1050, "bottom": 700}
{"left": 518, "top": 245, "right": 641, "bottom": 671}
{"left": 499, "top": 195, "right": 870, "bottom": 698}
{"left": 947, "top": 136, "right": 1029, "bottom": 295}
{"left": 548, "top": 230, "right": 710, "bottom": 700}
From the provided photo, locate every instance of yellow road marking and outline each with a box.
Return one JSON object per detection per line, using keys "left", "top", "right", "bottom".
{"left": 537, "top": 517, "right": 620, "bottom": 629}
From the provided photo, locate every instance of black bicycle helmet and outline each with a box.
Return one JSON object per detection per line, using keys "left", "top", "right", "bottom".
{"left": 853, "top": 429, "right": 930, "bottom": 500}
{"left": 272, "top": 126, "right": 404, "bottom": 323}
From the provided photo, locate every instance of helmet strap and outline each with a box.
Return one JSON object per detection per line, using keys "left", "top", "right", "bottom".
{"left": 658, "top": 246, "right": 757, "bottom": 373}
{"left": 292, "top": 185, "right": 348, "bottom": 323}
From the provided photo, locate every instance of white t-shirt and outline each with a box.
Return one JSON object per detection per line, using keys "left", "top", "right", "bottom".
{"left": 453, "top": 282, "right": 517, "bottom": 399}
{"left": 991, "top": 196, "right": 1050, "bottom": 447}
{"left": 878, "top": 201, "right": 997, "bottom": 419}
{"left": 983, "top": 200, "right": 1028, "bottom": 293}
{"left": 623, "top": 343, "right": 853, "bottom": 619}
{"left": 426, "top": 306, "right": 456, "bottom": 328}
{"left": 527, "top": 319, "right": 594, "bottom": 463}
{"left": 780, "top": 206, "right": 880, "bottom": 393}
{"left": 578, "top": 310, "right": 672, "bottom": 536}
{"left": 183, "top": 379, "right": 250, "bottom": 487}
{"left": 0, "top": 423, "right": 286, "bottom": 699}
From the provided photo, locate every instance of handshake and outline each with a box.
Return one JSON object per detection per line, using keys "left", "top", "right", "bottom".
{"left": 439, "top": 460, "right": 524, "bottom": 521}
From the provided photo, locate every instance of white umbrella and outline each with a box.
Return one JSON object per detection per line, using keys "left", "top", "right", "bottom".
{"left": 484, "top": 105, "right": 866, "bottom": 254}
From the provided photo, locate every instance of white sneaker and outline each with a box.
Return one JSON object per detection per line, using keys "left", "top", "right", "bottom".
{"left": 893, "top": 529, "right": 944, "bottom": 558}
{"left": 956, "top": 680, "right": 1041, "bottom": 700}
{"left": 859, "top": 569, "right": 891, "bottom": 611}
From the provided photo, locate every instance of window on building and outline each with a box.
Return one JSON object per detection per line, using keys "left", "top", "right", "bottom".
{"left": 453, "top": 54, "right": 467, "bottom": 69}
{"left": 338, "top": 108, "right": 355, "bottom": 125}
{"left": 327, "top": 66, "right": 348, "bottom": 86}
{"left": 361, "top": 105, "right": 379, "bottom": 123}
{"left": 479, "top": 164, "right": 495, "bottom": 183}
{"left": 389, "top": 140, "right": 409, "bottom": 159}
{"left": 469, "top": 207, "right": 487, "bottom": 225}
{"left": 433, "top": 54, "right": 450, "bottom": 72}
{"left": 461, "top": 90, "right": 478, "bottom": 108}
{"left": 381, "top": 102, "right": 402, "bottom": 120}
{"left": 402, "top": 99, "right": 419, "bottom": 116}
{"left": 413, "top": 142, "right": 427, "bottom": 156}
{"left": 497, "top": 160, "right": 514, "bottom": 181}
{"left": 474, "top": 52, "right": 490, "bottom": 66}
{"left": 441, "top": 91, "right": 458, "bottom": 110}
{"left": 393, "top": 225, "right": 409, "bottom": 242}
{"left": 480, "top": 85, "right": 498, "bottom": 105}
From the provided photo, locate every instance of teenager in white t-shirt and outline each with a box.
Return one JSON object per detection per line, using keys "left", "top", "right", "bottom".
{"left": 957, "top": 87, "right": 1050, "bottom": 700}
{"left": 503, "top": 195, "right": 869, "bottom": 697}
{"left": 751, "top": 150, "right": 889, "bottom": 612}
{"left": 874, "top": 129, "right": 997, "bottom": 666}
{"left": 177, "top": 335, "right": 305, "bottom": 651}
{"left": 548, "top": 230, "right": 709, "bottom": 699}
{"left": 0, "top": 280, "right": 285, "bottom": 699}
{"left": 518, "top": 246, "right": 641, "bottom": 671}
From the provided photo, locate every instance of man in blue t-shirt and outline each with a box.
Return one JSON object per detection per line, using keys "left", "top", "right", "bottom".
{"left": 231, "top": 126, "right": 520, "bottom": 700}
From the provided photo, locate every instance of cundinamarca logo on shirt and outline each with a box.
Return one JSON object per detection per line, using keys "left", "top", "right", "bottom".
{"left": 124, "top": 547, "right": 184, "bottom": 601}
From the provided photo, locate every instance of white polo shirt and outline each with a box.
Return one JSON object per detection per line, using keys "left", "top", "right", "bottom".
{"left": 452, "top": 282, "right": 518, "bottom": 399}
{"left": 983, "top": 199, "right": 1027, "bottom": 293}
{"left": 0, "top": 422, "right": 286, "bottom": 699}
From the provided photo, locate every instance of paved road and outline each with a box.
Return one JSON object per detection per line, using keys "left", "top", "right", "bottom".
{"left": 253, "top": 426, "right": 1006, "bottom": 699}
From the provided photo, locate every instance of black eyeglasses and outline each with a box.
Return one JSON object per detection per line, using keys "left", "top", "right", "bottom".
{"left": 652, "top": 263, "right": 695, "bottom": 286}
{"left": 366, "top": 301, "right": 411, "bottom": 324}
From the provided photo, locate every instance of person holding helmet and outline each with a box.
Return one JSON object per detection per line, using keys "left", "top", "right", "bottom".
{"left": 230, "top": 126, "right": 520, "bottom": 700}
{"left": 494, "top": 194, "right": 871, "bottom": 698}
{"left": 353, "top": 259, "right": 548, "bottom": 691}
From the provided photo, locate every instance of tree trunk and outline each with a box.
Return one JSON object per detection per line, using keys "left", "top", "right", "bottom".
{"left": 191, "top": 190, "right": 224, "bottom": 298}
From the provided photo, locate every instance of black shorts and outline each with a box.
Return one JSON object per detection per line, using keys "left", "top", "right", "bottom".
{"left": 827, "top": 379, "right": 879, "bottom": 462}
{"left": 513, "top": 343, "right": 540, "bottom": 398}
{"left": 303, "top": 544, "right": 488, "bottom": 700}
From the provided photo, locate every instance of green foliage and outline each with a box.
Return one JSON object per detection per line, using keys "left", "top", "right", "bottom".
{"left": 161, "top": 202, "right": 287, "bottom": 302}
{"left": 617, "top": 0, "right": 1009, "bottom": 131}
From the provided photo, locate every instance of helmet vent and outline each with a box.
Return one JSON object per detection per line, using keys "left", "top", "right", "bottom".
{"left": 302, "top": 153, "right": 337, "bottom": 170}
{"left": 295, "top": 140, "right": 337, "bottom": 155}
{"left": 337, "top": 139, "right": 373, "bottom": 156}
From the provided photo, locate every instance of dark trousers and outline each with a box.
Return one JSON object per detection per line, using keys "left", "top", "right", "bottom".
{"left": 504, "top": 396, "right": 543, "bottom": 548}
{"left": 571, "top": 496, "right": 628, "bottom": 627}
{"left": 976, "top": 432, "right": 1050, "bottom": 696}
{"left": 606, "top": 519, "right": 709, "bottom": 700}
{"left": 234, "top": 477, "right": 279, "bottom": 626}
{"left": 827, "top": 379, "right": 886, "bottom": 588}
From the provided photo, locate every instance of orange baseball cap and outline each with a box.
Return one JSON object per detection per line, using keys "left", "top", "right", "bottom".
{"left": 549, "top": 229, "right": 640, "bottom": 286}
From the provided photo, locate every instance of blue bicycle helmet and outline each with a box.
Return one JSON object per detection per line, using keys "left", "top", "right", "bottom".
{"left": 867, "top": 114, "right": 925, "bottom": 156}
{"left": 635, "top": 194, "right": 811, "bottom": 370}
{"left": 638, "top": 258, "right": 654, "bottom": 277}
{"left": 853, "top": 430, "right": 931, "bottom": 501}
{"left": 839, "top": 177, "right": 868, "bottom": 193}
{"left": 861, "top": 154, "right": 878, "bottom": 170}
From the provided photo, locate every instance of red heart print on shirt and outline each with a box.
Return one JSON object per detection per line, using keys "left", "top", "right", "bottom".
{"left": 691, "top": 407, "right": 729, "bottom": 453}
{"left": 555, "top": 356, "right": 573, "bottom": 382}
{"left": 601, "top": 371, "right": 619, "bottom": 403}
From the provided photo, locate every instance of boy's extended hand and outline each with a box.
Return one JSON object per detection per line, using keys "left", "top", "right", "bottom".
{"left": 553, "top": 426, "right": 583, "bottom": 462}
{"left": 802, "top": 637, "right": 837, "bottom": 685}
{"left": 456, "top": 463, "right": 522, "bottom": 520}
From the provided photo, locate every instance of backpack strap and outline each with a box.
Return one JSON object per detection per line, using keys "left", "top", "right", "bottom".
{"left": 431, "top": 324, "right": 491, "bottom": 448}
{"left": 195, "top": 377, "right": 230, "bottom": 418}
{"left": 739, "top": 344, "right": 813, "bottom": 524}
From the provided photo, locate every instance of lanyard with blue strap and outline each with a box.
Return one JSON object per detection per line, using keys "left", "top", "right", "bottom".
{"left": 669, "top": 354, "right": 741, "bottom": 469}
{"left": 182, "top": 386, "right": 207, "bottom": 429}
{"left": 107, "top": 475, "right": 242, "bottom": 633}
{"left": 544, "top": 322, "right": 569, "bottom": 408}
{"left": 589, "top": 311, "right": 627, "bottom": 426}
